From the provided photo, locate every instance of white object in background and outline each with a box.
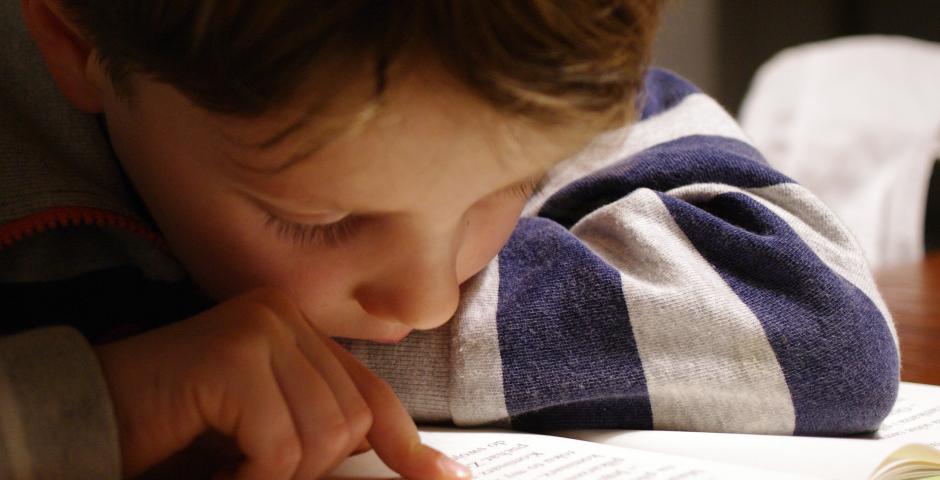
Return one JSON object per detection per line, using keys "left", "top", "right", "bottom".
{"left": 739, "top": 35, "right": 940, "bottom": 268}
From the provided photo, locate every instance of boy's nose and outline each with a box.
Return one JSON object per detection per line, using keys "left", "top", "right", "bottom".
{"left": 353, "top": 240, "right": 462, "bottom": 331}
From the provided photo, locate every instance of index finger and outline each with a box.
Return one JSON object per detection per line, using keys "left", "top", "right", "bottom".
{"left": 323, "top": 338, "right": 472, "bottom": 480}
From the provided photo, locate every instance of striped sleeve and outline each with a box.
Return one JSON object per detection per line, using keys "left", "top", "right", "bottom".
{"left": 466, "top": 68, "right": 899, "bottom": 436}
{"left": 349, "top": 68, "right": 901, "bottom": 437}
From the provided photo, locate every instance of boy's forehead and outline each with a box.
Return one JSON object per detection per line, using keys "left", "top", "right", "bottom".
{"left": 209, "top": 71, "right": 576, "bottom": 181}
{"left": 209, "top": 102, "right": 574, "bottom": 214}
{"left": 209, "top": 69, "right": 380, "bottom": 175}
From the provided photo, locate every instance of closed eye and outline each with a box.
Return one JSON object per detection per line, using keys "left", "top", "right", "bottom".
{"left": 504, "top": 175, "right": 548, "bottom": 199}
{"left": 264, "top": 213, "right": 362, "bottom": 248}
{"left": 265, "top": 174, "right": 547, "bottom": 248}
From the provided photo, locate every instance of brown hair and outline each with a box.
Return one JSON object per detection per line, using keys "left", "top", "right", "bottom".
{"left": 63, "top": 1, "right": 665, "bottom": 133}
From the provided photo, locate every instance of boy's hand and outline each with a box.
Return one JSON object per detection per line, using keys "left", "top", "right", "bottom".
{"left": 94, "top": 288, "right": 470, "bottom": 480}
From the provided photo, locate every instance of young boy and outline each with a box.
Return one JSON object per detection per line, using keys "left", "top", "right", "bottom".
{"left": 0, "top": 0, "right": 900, "bottom": 479}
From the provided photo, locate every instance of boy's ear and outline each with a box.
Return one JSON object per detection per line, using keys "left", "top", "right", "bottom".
{"left": 20, "top": 0, "right": 105, "bottom": 113}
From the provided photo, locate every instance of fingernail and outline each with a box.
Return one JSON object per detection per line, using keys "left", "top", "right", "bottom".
{"left": 438, "top": 456, "right": 472, "bottom": 479}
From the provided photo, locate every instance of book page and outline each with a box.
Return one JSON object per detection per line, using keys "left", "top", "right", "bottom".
{"left": 558, "top": 427, "right": 909, "bottom": 480}
{"left": 864, "top": 382, "right": 940, "bottom": 448}
{"left": 558, "top": 382, "right": 940, "bottom": 480}
{"left": 327, "top": 428, "right": 810, "bottom": 480}
{"left": 870, "top": 444, "right": 940, "bottom": 480}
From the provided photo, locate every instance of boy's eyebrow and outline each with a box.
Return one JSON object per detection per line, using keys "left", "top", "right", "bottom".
{"left": 256, "top": 114, "right": 310, "bottom": 150}
{"left": 223, "top": 115, "right": 340, "bottom": 176}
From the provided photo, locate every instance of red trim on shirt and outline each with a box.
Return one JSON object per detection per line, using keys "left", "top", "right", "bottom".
{"left": 0, "top": 206, "right": 167, "bottom": 250}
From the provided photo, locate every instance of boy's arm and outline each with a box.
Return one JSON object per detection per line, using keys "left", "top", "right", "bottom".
{"left": 345, "top": 69, "right": 900, "bottom": 437}
{"left": 0, "top": 327, "right": 121, "bottom": 479}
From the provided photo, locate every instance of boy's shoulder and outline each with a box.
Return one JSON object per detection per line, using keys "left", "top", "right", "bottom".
{"left": 0, "top": 1, "right": 183, "bottom": 286}
{"left": 0, "top": 0, "right": 147, "bottom": 224}
{"left": 524, "top": 66, "right": 761, "bottom": 218}
{"left": 638, "top": 67, "right": 701, "bottom": 120}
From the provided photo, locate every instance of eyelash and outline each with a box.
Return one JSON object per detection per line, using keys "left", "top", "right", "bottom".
{"left": 508, "top": 177, "right": 546, "bottom": 199}
{"left": 266, "top": 176, "right": 546, "bottom": 247}
{"left": 265, "top": 213, "right": 361, "bottom": 248}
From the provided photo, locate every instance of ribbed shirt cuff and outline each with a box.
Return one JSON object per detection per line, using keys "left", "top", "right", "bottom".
{"left": 0, "top": 326, "right": 121, "bottom": 479}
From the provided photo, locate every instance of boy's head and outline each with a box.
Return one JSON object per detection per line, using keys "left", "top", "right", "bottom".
{"left": 23, "top": 0, "right": 663, "bottom": 341}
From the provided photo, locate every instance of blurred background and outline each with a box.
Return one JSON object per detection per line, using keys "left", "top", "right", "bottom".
{"left": 651, "top": 0, "right": 940, "bottom": 268}
{"left": 652, "top": 0, "right": 940, "bottom": 115}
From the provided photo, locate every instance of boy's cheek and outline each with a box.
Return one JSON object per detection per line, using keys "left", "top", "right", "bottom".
{"left": 191, "top": 242, "right": 380, "bottom": 334}
{"left": 456, "top": 200, "right": 527, "bottom": 282}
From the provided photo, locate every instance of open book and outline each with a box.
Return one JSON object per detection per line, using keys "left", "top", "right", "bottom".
{"left": 328, "top": 382, "right": 940, "bottom": 480}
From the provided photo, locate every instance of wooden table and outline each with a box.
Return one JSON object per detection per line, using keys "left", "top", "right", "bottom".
{"left": 874, "top": 252, "right": 940, "bottom": 386}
